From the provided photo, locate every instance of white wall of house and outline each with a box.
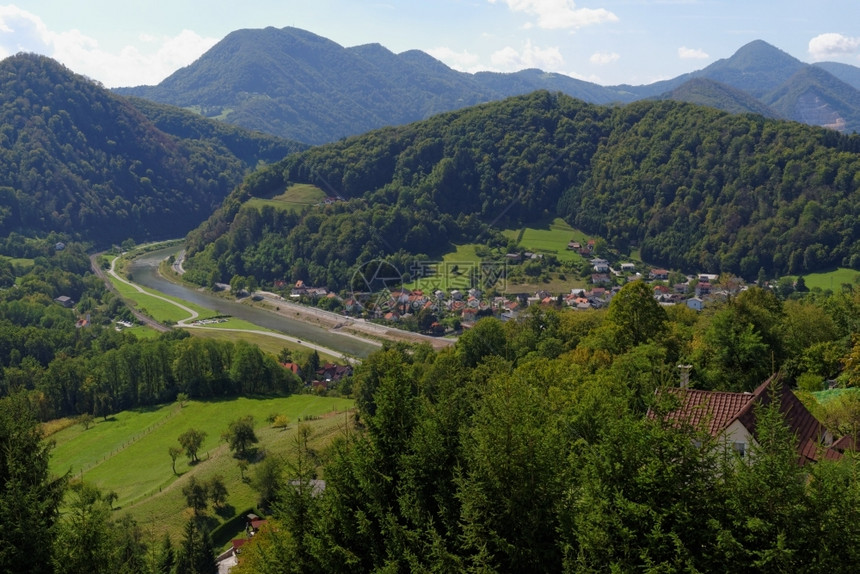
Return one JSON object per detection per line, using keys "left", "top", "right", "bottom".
{"left": 719, "top": 419, "right": 755, "bottom": 458}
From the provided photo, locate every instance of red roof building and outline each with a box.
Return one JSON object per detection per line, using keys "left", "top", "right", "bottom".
{"left": 653, "top": 375, "right": 841, "bottom": 464}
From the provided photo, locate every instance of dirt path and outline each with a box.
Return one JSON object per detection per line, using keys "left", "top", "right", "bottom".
{"left": 90, "top": 253, "right": 170, "bottom": 332}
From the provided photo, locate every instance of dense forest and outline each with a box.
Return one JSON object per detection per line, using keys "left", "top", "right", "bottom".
{"left": 7, "top": 266, "right": 860, "bottom": 571}
{"left": 0, "top": 53, "right": 302, "bottom": 245}
{"left": 0, "top": 239, "right": 298, "bottom": 421}
{"left": 231, "top": 301, "right": 860, "bottom": 573}
{"left": 182, "top": 91, "right": 860, "bottom": 292}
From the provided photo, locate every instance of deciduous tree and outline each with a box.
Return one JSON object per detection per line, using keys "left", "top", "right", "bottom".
{"left": 182, "top": 476, "right": 209, "bottom": 515}
{"left": 222, "top": 415, "right": 258, "bottom": 458}
{"left": 168, "top": 445, "right": 182, "bottom": 474}
{"left": 178, "top": 428, "right": 207, "bottom": 463}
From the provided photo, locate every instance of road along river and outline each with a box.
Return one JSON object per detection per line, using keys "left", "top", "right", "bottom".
{"left": 127, "top": 246, "right": 381, "bottom": 359}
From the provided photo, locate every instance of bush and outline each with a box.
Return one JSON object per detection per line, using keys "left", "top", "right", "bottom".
{"left": 797, "top": 372, "right": 825, "bottom": 392}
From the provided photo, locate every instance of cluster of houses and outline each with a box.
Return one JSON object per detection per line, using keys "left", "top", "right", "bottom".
{"left": 343, "top": 286, "right": 522, "bottom": 328}
{"left": 286, "top": 279, "right": 331, "bottom": 299}
{"left": 587, "top": 256, "right": 733, "bottom": 312}
{"left": 281, "top": 360, "right": 353, "bottom": 392}
{"left": 274, "top": 253, "right": 737, "bottom": 334}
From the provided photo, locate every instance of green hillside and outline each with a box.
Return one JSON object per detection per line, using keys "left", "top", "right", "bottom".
{"left": 50, "top": 395, "right": 353, "bottom": 540}
{"left": 0, "top": 53, "right": 300, "bottom": 245}
{"left": 182, "top": 91, "right": 860, "bottom": 296}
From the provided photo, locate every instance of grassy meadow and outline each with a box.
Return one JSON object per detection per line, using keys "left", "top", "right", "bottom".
{"left": 49, "top": 395, "right": 354, "bottom": 543}
{"left": 404, "top": 243, "right": 484, "bottom": 293}
{"left": 245, "top": 183, "right": 328, "bottom": 213}
{"left": 186, "top": 327, "right": 340, "bottom": 363}
{"left": 108, "top": 268, "right": 218, "bottom": 324}
{"left": 503, "top": 217, "right": 588, "bottom": 263}
{"left": 790, "top": 268, "right": 860, "bottom": 291}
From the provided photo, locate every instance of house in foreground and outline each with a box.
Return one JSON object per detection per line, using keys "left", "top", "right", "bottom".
{"left": 653, "top": 375, "right": 843, "bottom": 464}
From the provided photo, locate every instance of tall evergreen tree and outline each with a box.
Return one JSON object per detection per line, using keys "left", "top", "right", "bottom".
{"left": 174, "top": 518, "right": 216, "bottom": 574}
{"left": 0, "top": 392, "right": 67, "bottom": 574}
{"left": 153, "top": 533, "right": 175, "bottom": 574}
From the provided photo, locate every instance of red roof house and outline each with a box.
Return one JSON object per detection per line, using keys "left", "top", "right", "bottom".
{"left": 653, "top": 375, "right": 841, "bottom": 464}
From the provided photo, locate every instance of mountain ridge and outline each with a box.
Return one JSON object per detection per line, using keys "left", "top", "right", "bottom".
{"left": 113, "top": 28, "right": 860, "bottom": 143}
{"left": 180, "top": 91, "right": 860, "bottom": 295}
{"left": 0, "top": 53, "right": 302, "bottom": 244}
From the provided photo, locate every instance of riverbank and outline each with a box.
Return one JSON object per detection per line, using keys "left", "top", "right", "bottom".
{"left": 246, "top": 293, "right": 455, "bottom": 351}
{"left": 156, "top": 248, "right": 455, "bottom": 352}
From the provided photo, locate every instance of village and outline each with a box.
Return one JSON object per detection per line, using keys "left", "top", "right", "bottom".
{"left": 279, "top": 235, "right": 751, "bottom": 335}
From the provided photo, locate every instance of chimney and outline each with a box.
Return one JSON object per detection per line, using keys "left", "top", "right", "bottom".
{"left": 678, "top": 364, "right": 692, "bottom": 388}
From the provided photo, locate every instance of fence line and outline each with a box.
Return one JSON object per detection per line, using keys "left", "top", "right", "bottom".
{"left": 77, "top": 403, "right": 183, "bottom": 477}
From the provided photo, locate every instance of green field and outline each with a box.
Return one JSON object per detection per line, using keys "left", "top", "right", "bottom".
{"left": 503, "top": 217, "right": 588, "bottom": 263}
{"left": 404, "top": 243, "right": 485, "bottom": 293}
{"left": 0, "top": 254, "right": 35, "bottom": 269}
{"left": 187, "top": 327, "right": 340, "bottom": 363}
{"left": 120, "top": 324, "right": 162, "bottom": 339}
{"left": 187, "top": 317, "right": 272, "bottom": 332}
{"left": 811, "top": 387, "right": 860, "bottom": 405}
{"left": 107, "top": 269, "right": 218, "bottom": 324}
{"left": 790, "top": 268, "right": 860, "bottom": 292}
{"left": 246, "top": 183, "right": 328, "bottom": 213}
{"left": 50, "top": 395, "right": 354, "bottom": 542}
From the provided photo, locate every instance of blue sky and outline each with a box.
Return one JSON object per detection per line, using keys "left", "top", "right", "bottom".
{"left": 1, "top": 1, "right": 858, "bottom": 88}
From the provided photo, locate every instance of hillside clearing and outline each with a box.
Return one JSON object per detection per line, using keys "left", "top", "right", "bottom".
{"left": 49, "top": 395, "right": 354, "bottom": 542}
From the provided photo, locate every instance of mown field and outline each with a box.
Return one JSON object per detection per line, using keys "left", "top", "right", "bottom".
{"left": 246, "top": 183, "right": 328, "bottom": 213}
{"left": 404, "top": 243, "right": 484, "bottom": 293}
{"left": 107, "top": 264, "right": 218, "bottom": 324}
{"left": 49, "top": 395, "right": 354, "bottom": 544}
{"left": 791, "top": 268, "right": 860, "bottom": 291}
{"left": 502, "top": 217, "right": 588, "bottom": 263}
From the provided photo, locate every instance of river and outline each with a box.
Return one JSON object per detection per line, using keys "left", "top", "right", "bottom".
{"left": 127, "top": 246, "right": 379, "bottom": 358}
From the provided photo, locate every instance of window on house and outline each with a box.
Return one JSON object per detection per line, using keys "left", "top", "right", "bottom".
{"left": 733, "top": 442, "right": 746, "bottom": 457}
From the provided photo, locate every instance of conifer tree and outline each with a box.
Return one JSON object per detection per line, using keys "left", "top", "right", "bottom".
{"left": 0, "top": 392, "right": 67, "bottom": 573}
{"left": 174, "top": 518, "right": 216, "bottom": 574}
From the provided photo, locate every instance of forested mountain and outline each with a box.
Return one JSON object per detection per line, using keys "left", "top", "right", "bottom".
{"left": 0, "top": 53, "right": 303, "bottom": 245}
{"left": 815, "top": 61, "right": 860, "bottom": 90}
{"left": 763, "top": 65, "right": 860, "bottom": 132}
{"left": 658, "top": 78, "right": 780, "bottom": 119}
{"left": 690, "top": 39, "right": 805, "bottom": 97}
{"left": 181, "top": 91, "right": 860, "bottom": 291}
{"left": 116, "top": 27, "right": 498, "bottom": 145}
{"left": 115, "top": 28, "right": 860, "bottom": 143}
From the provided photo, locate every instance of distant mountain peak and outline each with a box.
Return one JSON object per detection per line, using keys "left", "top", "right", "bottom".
{"left": 112, "top": 27, "right": 860, "bottom": 142}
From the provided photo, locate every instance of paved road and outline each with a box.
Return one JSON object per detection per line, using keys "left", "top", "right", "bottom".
{"left": 107, "top": 255, "right": 200, "bottom": 326}
{"left": 90, "top": 253, "right": 170, "bottom": 333}
{"left": 92, "top": 252, "right": 360, "bottom": 362}
{"left": 255, "top": 292, "right": 456, "bottom": 350}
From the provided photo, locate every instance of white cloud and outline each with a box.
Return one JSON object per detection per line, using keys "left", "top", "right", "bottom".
{"left": 488, "top": 0, "right": 618, "bottom": 30}
{"left": 678, "top": 46, "right": 709, "bottom": 59}
{"left": 0, "top": 5, "right": 52, "bottom": 56}
{"left": 491, "top": 40, "right": 564, "bottom": 71}
{"left": 590, "top": 51, "right": 619, "bottom": 65}
{"left": 427, "top": 46, "right": 482, "bottom": 72}
{"left": 0, "top": 5, "right": 216, "bottom": 87}
{"left": 809, "top": 33, "right": 860, "bottom": 60}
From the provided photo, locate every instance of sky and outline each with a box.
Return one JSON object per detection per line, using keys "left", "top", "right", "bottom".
{"left": 0, "top": 1, "right": 858, "bottom": 89}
